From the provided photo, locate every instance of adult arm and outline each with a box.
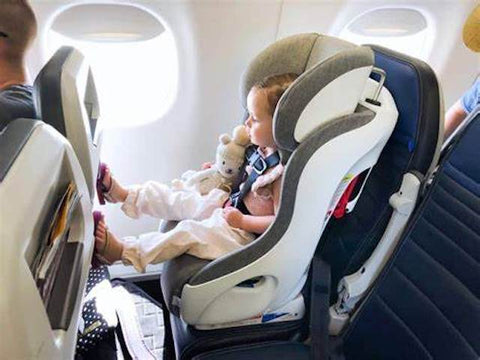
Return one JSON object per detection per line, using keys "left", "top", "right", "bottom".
{"left": 444, "top": 100, "right": 467, "bottom": 139}
{"left": 445, "top": 80, "right": 480, "bottom": 139}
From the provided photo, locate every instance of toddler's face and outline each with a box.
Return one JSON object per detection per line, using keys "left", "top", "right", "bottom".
{"left": 245, "top": 88, "right": 275, "bottom": 148}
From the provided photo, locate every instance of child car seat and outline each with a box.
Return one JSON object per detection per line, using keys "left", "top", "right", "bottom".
{"left": 160, "top": 33, "right": 398, "bottom": 358}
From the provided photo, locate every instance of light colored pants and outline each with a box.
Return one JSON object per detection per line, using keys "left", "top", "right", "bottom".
{"left": 120, "top": 182, "right": 255, "bottom": 272}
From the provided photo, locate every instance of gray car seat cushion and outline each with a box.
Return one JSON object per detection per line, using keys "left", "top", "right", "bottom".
{"left": 240, "top": 33, "right": 318, "bottom": 106}
{"left": 240, "top": 34, "right": 356, "bottom": 109}
{"left": 161, "top": 254, "right": 210, "bottom": 315}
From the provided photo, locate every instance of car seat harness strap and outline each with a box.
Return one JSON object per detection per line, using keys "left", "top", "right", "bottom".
{"left": 229, "top": 147, "right": 281, "bottom": 211}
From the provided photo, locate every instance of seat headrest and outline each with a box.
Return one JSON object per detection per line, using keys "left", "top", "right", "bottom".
{"left": 368, "top": 45, "right": 441, "bottom": 175}
{"left": 33, "top": 46, "right": 99, "bottom": 138}
{"left": 274, "top": 46, "right": 374, "bottom": 151}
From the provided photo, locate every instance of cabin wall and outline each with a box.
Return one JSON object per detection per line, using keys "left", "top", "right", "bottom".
{"left": 28, "top": 0, "right": 479, "bottom": 241}
{"left": 277, "top": 0, "right": 479, "bottom": 109}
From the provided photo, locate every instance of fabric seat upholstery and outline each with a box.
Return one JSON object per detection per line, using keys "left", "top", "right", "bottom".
{"left": 343, "top": 111, "right": 480, "bottom": 360}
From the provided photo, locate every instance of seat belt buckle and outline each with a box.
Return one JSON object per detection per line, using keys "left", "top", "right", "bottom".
{"left": 253, "top": 157, "right": 267, "bottom": 174}
{"left": 227, "top": 193, "right": 239, "bottom": 208}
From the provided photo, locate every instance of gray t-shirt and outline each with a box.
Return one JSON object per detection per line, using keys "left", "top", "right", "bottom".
{"left": 0, "top": 85, "right": 37, "bottom": 131}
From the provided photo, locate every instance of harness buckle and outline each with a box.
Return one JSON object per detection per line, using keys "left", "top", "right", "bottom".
{"left": 253, "top": 157, "right": 267, "bottom": 174}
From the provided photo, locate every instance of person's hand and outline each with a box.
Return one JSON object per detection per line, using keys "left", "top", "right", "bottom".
{"left": 223, "top": 207, "right": 244, "bottom": 229}
{"left": 201, "top": 162, "right": 213, "bottom": 170}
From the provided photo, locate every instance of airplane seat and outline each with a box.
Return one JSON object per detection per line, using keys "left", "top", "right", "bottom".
{"left": 0, "top": 46, "right": 101, "bottom": 358}
{"left": 340, "top": 105, "right": 479, "bottom": 359}
{"left": 191, "top": 107, "right": 480, "bottom": 360}
{"left": 0, "top": 122, "right": 94, "bottom": 358}
{"left": 160, "top": 33, "right": 398, "bottom": 359}
{"left": 33, "top": 46, "right": 102, "bottom": 202}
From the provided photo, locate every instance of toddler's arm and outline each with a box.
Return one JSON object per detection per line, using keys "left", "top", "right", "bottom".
{"left": 223, "top": 175, "right": 283, "bottom": 234}
{"left": 240, "top": 176, "right": 281, "bottom": 233}
{"left": 240, "top": 214, "right": 275, "bottom": 234}
{"left": 223, "top": 207, "right": 275, "bottom": 234}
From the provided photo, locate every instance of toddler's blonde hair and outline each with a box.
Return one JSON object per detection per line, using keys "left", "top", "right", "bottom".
{"left": 253, "top": 73, "right": 299, "bottom": 114}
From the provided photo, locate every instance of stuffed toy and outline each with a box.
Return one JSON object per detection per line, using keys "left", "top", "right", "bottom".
{"left": 172, "top": 125, "right": 250, "bottom": 195}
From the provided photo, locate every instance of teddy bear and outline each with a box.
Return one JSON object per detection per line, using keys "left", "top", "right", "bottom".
{"left": 171, "top": 125, "right": 250, "bottom": 195}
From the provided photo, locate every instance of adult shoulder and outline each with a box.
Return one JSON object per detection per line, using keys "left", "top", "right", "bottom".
{"left": 0, "top": 85, "right": 37, "bottom": 131}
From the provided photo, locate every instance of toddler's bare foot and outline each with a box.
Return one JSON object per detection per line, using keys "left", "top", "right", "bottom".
{"left": 102, "top": 167, "right": 128, "bottom": 203}
{"left": 95, "top": 219, "right": 124, "bottom": 264}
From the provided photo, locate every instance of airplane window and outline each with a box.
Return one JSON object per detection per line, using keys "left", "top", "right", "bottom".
{"left": 48, "top": 5, "right": 178, "bottom": 128}
{"left": 339, "top": 8, "right": 432, "bottom": 60}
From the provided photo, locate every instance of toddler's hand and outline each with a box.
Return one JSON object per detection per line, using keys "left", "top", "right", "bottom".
{"left": 201, "top": 162, "right": 213, "bottom": 170}
{"left": 223, "top": 207, "right": 243, "bottom": 229}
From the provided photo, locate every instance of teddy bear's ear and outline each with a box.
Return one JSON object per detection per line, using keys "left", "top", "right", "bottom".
{"left": 232, "top": 125, "right": 250, "bottom": 146}
{"left": 219, "top": 134, "right": 231, "bottom": 144}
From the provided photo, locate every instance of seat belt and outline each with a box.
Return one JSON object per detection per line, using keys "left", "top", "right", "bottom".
{"left": 310, "top": 256, "right": 331, "bottom": 360}
{"left": 229, "top": 147, "right": 280, "bottom": 209}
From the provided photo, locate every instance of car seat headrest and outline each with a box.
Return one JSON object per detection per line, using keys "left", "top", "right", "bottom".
{"left": 274, "top": 46, "right": 375, "bottom": 151}
{"left": 240, "top": 33, "right": 355, "bottom": 104}
{"left": 240, "top": 34, "right": 374, "bottom": 153}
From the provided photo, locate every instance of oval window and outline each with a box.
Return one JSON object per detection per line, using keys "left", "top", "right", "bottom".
{"left": 48, "top": 4, "right": 178, "bottom": 128}
{"left": 339, "top": 8, "right": 432, "bottom": 60}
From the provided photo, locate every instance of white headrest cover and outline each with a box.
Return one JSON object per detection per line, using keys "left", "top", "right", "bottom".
{"left": 274, "top": 46, "right": 374, "bottom": 151}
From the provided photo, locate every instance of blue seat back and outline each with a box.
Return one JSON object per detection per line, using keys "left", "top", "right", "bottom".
{"left": 343, "top": 113, "right": 480, "bottom": 360}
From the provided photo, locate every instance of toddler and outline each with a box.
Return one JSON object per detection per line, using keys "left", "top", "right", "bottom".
{"left": 95, "top": 73, "right": 298, "bottom": 272}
